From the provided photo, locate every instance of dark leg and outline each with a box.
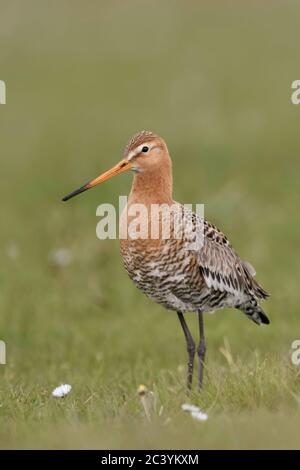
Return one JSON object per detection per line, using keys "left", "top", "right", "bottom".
{"left": 177, "top": 312, "right": 196, "bottom": 391}
{"left": 197, "top": 311, "right": 206, "bottom": 390}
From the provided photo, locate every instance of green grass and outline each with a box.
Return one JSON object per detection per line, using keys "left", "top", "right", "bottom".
{"left": 0, "top": 0, "right": 300, "bottom": 449}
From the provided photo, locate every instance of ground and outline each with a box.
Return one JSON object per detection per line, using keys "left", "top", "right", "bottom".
{"left": 0, "top": 0, "right": 300, "bottom": 449}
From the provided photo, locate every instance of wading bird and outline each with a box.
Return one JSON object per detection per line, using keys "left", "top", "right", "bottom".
{"left": 63, "top": 131, "right": 269, "bottom": 391}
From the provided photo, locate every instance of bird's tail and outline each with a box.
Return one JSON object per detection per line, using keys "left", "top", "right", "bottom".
{"left": 238, "top": 298, "right": 270, "bottom": 325}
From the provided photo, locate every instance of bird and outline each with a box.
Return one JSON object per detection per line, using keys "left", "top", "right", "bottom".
{"left": 62, "top": 130, "right": 270, "bottom": 391}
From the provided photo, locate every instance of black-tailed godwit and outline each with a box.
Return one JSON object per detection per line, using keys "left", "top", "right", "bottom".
{"left": 63, "top": 131, "right": 269, "bottom": 390}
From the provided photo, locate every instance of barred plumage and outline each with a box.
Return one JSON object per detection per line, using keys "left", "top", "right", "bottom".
{"left": 63, "top": 130, "right": 270, "bottom": 390}
{"left": 121, "top": 202, "right": 269, "bottom": 325}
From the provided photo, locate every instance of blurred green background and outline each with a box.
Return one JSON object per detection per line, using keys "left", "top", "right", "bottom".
{"left": 0, "top": 0, "right": 300, "bottom": 449}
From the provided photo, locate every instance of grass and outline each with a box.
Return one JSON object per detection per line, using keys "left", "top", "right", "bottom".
{"left": 0, "top": 0, "right": 300, "bottom": 449}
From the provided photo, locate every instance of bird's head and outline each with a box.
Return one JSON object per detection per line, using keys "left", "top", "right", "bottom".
{"left": 62, "top": 130, "right": 171, "bottom": 201}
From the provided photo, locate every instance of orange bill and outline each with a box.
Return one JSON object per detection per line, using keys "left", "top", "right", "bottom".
{"left": 62, "top": 158, "right": 132, "bottom": 201}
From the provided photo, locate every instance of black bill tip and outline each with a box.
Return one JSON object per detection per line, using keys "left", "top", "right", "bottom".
{"left": 62, "top": 184, "right": 89, "bottom": 202}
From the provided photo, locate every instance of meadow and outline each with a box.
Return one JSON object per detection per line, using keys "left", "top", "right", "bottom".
{"left": 0, "top": 0, "right": 300, "bottom": 449}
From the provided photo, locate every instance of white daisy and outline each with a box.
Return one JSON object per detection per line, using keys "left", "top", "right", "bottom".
{"left": 52, "top": 384, "right": 72, "bottom": 398}
{"left": 181, "top": 403, "right": 200, "bottom": 413}
{"left": 181, "top": 403, "right": 208, "bottom": 421}
{"left": 191, "top": 410, "right": 208, "bottom": 421}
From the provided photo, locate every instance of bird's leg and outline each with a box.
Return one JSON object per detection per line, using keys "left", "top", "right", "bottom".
{"left": 197, "top": 310, "right": 206, "bottom": 390}
{"left": 177, "top": 312, "right": 196, "bottom": 391}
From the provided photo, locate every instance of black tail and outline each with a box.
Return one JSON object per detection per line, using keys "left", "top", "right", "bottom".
{"left": 238, "top": 298, "right": 270, "bottom": 325}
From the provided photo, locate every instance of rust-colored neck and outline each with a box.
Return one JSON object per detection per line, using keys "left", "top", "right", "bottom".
{"left": 129, "top": 161, "right": 173, "bottom": 206}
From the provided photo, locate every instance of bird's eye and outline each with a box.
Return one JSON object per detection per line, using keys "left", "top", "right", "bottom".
{"left": 141, "top": 146, "right": 149, "bottom": 153}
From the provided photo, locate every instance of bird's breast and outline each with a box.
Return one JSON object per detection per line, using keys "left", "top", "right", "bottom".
{"left": 119, "top": 202, "right": 205, "bottom": 311}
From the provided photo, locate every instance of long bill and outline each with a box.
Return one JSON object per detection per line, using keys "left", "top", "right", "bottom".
{"left": 62, "top": 158, "right": 133, "bottom": 201}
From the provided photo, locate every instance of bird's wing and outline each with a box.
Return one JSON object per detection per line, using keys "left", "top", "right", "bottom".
{"left": 197, "top": 220, "right": 268, "bottom": 299}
